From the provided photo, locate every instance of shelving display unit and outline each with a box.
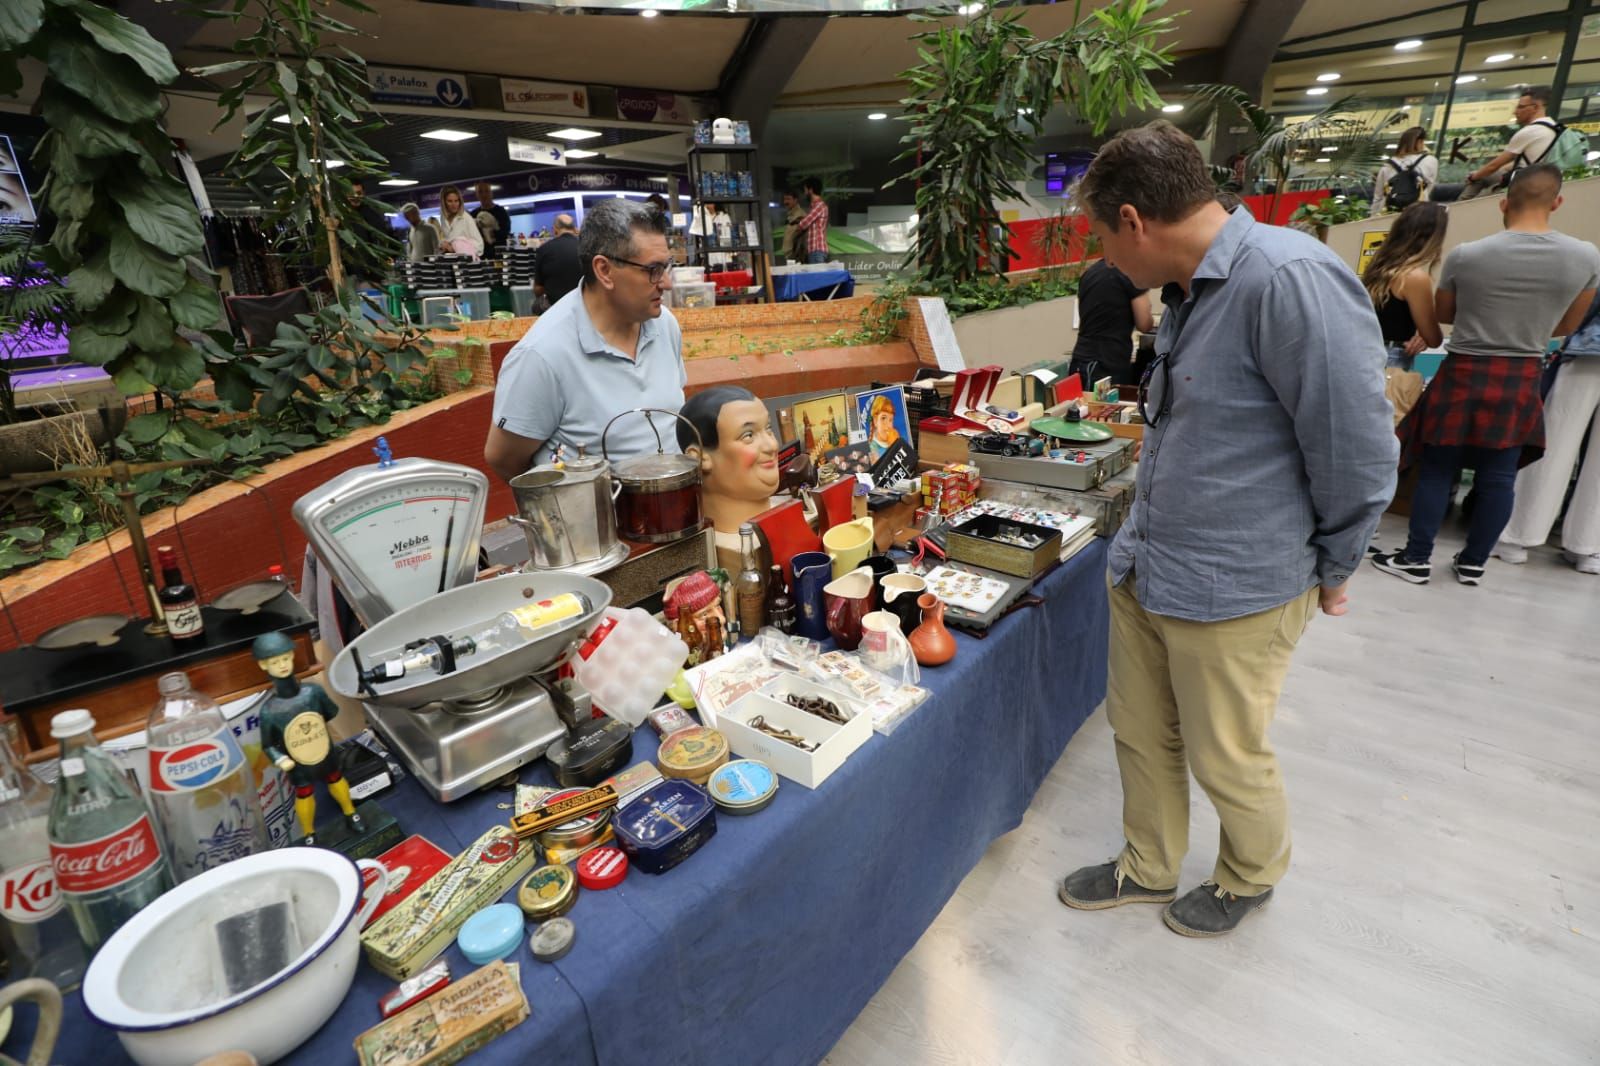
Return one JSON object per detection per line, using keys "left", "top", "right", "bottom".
{"left": 685, "top": 141, "right": 773, "bottom": 304}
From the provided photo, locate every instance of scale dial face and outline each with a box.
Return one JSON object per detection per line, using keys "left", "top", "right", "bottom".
{"left": 294, "top": 459, "right": 490, "bottom": 626}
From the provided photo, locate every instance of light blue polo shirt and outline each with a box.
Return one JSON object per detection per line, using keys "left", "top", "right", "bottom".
{"left": 492, "top": 284, "right": 687, "bottom": 468}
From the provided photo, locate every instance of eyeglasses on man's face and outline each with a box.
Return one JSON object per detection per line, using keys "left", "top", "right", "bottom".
{"left": 605, "top": 255, "right": 677, "bottom": 285}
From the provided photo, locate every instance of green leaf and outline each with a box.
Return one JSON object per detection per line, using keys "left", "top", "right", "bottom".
{"left": 66, "top": 0, "right": 179, "bottom": 84}
{"left": 127, "top": 296, "right": 175, "bottom": 352}
{"left": 177, "top": 418, "right": 226, "bottom": 452}
{"left": 109, "top": 226, "right": 185, "bottom": 297}
{"left": 169, "top": 275, "right": 222, "bottom": 330}
{"left": 111, "top": 182, "right": 205, "bottom": 256}
{"left": 37, "top": 85, "right": 144, "bottom": 161}
{"left": 112, "top": 364, "right": 155, "bottom": 394}
{"left": 0, "top": 0, "right": 44, "bottom": 50}
{"left": 189, "top": 59, "right": 253, "bottom": 78}
{"left": 68, "top": 324, "right": 129, "bottom": 365}
{"left": 46, "top": 29, "right": 162, "bottom": 124}
{"left": 124, "top": 412, "right": 172, "bottom": 443}
{"left": 276, "top": 60, "right": 298, "bottom": 97}
{"left": 5, "top": 526, "right": 45, "bottom": 544}
{"left": 44, "top": 532, "right": 81, "bottom": 560}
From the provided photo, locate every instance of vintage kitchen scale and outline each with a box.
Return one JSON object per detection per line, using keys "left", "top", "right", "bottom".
{"left": 295, "top": 443, "right": 624, "bottom": 801}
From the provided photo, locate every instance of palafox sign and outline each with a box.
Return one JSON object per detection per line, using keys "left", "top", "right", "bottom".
{"left": 368, "top": 66, "right": 471, "bottom": 108}
{"left": 501, "top": 78, "right": 590, "bottom": 117}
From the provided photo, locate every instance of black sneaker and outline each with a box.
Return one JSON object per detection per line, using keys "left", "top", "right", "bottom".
{"left": 1058, "top": 860, "right": 1176, "bottom": 911}
{"left": 1162, "top": 882, "right": 1273, "bottom": 937}
{"left": 1451, "top": 553, "right": 1485, "bottom": 586}
{"left": 1371, "top": 551, "right": 1430, "bottom": 584}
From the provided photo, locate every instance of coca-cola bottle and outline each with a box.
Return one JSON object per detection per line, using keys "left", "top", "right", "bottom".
{"left": 146, "top": 673, "right": 269, "bottom": 882}
{"left": 46, "top": 709, "right": 173, "bottom": 952}
{"left": 0, "top": 731, "right": 86, "bottom": 988}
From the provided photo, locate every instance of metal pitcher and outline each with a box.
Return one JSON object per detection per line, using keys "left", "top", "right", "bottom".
{"left": 510, "top": 452, "right": 621, "bottom": 569}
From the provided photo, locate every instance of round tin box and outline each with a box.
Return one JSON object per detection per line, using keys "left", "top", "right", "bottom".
{"left": 656, "top": 726, "right": 729, "bottom": 786}
{"left": 517, "top": 864, "right": 579, "bottom": 920}
{"left": 536, "top": 787, "right": 613, "bottom": 850}
{"left": 706, "top": 759, "right": 778, "bottom": 815}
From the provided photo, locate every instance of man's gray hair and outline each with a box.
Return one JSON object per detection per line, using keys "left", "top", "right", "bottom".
{"left": 578, "top": 198, "right": 668, "bottom": 284}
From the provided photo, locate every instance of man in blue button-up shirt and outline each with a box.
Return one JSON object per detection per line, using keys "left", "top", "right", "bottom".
{"left": 1058, "top": 123, "right": 1397, "bottom": 937}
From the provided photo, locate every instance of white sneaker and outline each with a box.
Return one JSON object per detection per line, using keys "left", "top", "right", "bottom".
{"left": 1564, "top": 550, "right": 1600, "bottom": 575}
{"left": 1492, "top": 542, "right": 1528, "bottom": 564}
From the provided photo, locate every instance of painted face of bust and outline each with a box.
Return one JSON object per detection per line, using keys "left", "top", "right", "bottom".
{"left": 697, "top": 398, "right": 780, "bottom": 504}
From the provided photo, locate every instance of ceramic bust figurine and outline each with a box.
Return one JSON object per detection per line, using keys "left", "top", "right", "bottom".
{"left": 679, "top": 386, "right": 781, "bottom": 536}
{"left": 253, "top": 631, "right": 362, "bottom": 845}
{"left": 663, "top": 570, "right": 728, "bottom": 667}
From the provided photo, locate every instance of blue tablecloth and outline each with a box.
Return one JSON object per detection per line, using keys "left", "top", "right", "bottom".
{"left": 773, "top": 269, "right": 855, "bottom": 301}
{"left": 34, "top": 542, "right": 1107, "bottom": 1066}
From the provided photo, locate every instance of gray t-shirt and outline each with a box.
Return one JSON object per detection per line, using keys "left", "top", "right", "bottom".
{"left": 1439, "top": 230, "right": 1600, "bottom": 357}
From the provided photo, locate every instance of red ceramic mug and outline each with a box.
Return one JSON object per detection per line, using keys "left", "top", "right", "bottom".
{"left": 822, "top": 567, "right": 874, "bottom": 651}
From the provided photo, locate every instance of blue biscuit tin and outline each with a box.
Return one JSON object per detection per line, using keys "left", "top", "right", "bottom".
{"left": 457, "top": 902, "right": 525, "bottom": 965}
{"left": 613, "top": 780, "right": 718, "bottom": 874}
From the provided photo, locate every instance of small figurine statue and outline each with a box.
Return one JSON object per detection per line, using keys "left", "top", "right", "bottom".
{"left": 253, "top": 632, "right": 363, "bottom": 845}
{"left": 663, "top": 571, "right": 728, "bottom": 667}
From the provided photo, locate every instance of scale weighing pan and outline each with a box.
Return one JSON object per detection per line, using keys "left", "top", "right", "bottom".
{"left": 1030, "top": 417, "right": 1113, "bottom": 443}
{"left": 329, "top": 570, "right": 613, "bottom": 709}
{"left": 35, "top": 613, "right": 130, "bottom": 651}
{"left": 211, "top": 580, "right": 288, "bottom": 615}
{"left": 293, "top": 456, "right": 491, "bottom": 628}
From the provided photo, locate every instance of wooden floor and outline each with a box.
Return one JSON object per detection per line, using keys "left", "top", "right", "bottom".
{"left": 824, "top": 514, "right": 1600, "bottom": 1066}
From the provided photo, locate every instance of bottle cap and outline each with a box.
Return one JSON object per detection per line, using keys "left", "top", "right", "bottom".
{"left": 49, "top": 709, "right": 95, "bottom": 739}
{"left": 156, "top": 544, "right": 176, "bottom": 560}
{"left": 157, "top": 671, "right": 191, "bottom": 696}
{"left": 575, "top": 846, "right": 628, "bottom": 890}
{"left": 267, "top": 564, "right": 284, "bottom": 578}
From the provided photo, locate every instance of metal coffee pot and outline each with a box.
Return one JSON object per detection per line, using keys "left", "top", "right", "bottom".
{"left": 510, "top": 452, "right": 623, "bottom": 571}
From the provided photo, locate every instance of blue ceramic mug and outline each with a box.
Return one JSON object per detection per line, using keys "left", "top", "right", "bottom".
{"left": 790, "top": 551, "right": 833, "bottom": 641}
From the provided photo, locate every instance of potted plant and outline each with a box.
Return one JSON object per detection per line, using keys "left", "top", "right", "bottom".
{"left": 1289, "top": 196, "right": 1372, "bottom": 242}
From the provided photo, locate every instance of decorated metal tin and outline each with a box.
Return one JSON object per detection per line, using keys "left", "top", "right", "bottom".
{"left": 530, "top": 917, "right": 576, "bottom": 962}
{"left": 457, "top": 903, "right": 524, "bottom": 965}
{"left": 575, "top": 846, "right": 628, "bottom": 890}
{"left": 613, "top": 779, "right": 718, "bottom": 875}
{"left": 536, "top": 786, "right": 614, "bottom": 849}
{"left": 656, "top": 726, "right": 730, "bottom": 786}
{"left": 706, "top": 759, "right": 778, "bottom": 814}
{"left": 517, "top": 864, "right": 578, "bottom": 920}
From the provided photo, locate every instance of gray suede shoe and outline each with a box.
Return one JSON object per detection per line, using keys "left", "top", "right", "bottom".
{"left": 1058, "top": 860, "right": 1176, "bottom": 910}
{"left": 1162, "top": 881, "right": 1273, "bottom": 937}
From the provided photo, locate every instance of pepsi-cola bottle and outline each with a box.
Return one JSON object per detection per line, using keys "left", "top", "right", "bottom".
{"left": 46, "top": 710, "right": 173, "bottom": 953}
{"left": 0, "top": 730, "right": 86, "bottom": 988}
{"left": 146, "top": 672, "right": 268, "bottom": 881}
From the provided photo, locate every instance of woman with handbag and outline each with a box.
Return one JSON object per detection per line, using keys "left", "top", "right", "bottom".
{"left": 1495, "top": 290, "right": 1600, "bottom": 573}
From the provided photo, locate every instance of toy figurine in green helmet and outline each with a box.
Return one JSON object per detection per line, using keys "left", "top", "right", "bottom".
{"left": 253, "top": 631, "right": 363, "bottom": 844}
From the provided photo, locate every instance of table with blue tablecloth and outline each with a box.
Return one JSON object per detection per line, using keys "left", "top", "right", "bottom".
{"left": 32, "top": 542, "right": 1108, "bottom": 1066}
{"left": 773, "top": 269, "right": 855, "bottom": 302}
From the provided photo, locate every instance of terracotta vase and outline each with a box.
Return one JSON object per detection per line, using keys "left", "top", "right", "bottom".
{"left": 908, "top": 592, "right": 956, "bottom": 666}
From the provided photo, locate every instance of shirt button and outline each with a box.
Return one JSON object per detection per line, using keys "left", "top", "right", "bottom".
{"left": 1139, "top": 532, "right": 1147, "bottom": 541}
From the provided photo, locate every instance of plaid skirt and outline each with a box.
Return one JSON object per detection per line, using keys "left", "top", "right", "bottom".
{"left": 1398, "top": 353, "right": 1546, "bottom": 468}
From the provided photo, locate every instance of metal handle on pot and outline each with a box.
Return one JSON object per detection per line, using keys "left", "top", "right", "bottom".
{"left": 600, "top": 407, "right": 705, "bottom": 462}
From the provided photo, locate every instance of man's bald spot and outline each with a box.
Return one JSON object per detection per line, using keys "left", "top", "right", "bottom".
{"left": 554, "top": 214, "right": 577, "bottom": 232}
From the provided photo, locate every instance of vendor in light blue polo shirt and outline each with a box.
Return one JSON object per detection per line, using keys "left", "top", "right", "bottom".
{"left": 485, "top": 199, "right": 686, "bottom": 481}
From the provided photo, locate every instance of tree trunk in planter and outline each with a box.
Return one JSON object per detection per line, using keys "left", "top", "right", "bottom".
{"left": 0, "top": 399, "right": 128, "bottom": 475}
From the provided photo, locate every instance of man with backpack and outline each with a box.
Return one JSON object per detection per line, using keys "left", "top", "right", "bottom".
{"left": 1459, "top": 87, "right": 1587, "bottom": 200}
{"left": 1370, "top": 126, "right": 1437, "bottom": 214}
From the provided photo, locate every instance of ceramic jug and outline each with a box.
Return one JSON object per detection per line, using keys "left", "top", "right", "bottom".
{"left": 822, "top": 516, "right": 874, "bottom": 579}
{"left": 790, "top": 551, "right": 834, "bottom": 641}
{"left": 823, "top": 566, "right": 874, "bottom": 650}
{"left": 909, "top": 591, "right": 956, "bottom": 666}
{"left": 880, "top": 573, "right": 927, "bottom": 633}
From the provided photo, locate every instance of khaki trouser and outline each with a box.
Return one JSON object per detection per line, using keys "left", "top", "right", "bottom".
{"left": 1106, "top": 573, "right": 1317, "bottom": 897}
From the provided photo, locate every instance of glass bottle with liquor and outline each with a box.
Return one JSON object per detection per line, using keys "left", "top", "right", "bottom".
{"left": 156, "top": 545, "right": 204, "bottom": 642}
{"left": 764, "top": 564, "right": 795, "bottom": 634}
{"left": 46, "top": 710, "right": 174, "bottom": 953}
{"left": 735, "top": 524, "right": 766, "bottom": 636}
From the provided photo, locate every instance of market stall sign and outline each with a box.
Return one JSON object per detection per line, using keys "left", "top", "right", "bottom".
{"left": 615, "top": 89, "right": 703, "bottom": 125}
{"left": 501, "top": 78, "right": 590, "bottom": 117}
{"left": 1357, "top": 230, "right": 1387, "bottom": 277}
{"left": 368, "top": 66, "right": 471, "bottom": 109}
{"left": 526, "top": 169, "right": 673, "bottom": 195}
{"left": 507, "top": 137, "right": 567, "bottom": 166}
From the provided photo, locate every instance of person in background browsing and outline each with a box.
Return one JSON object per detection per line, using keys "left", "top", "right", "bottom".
{"left": 399, "top": 202, "right": 439, "bottom": 262}
{"left": 346, "top": 177, "right": 397, "bottom": 286}
{"left": 1496, "top": 288, "right": 1600, "bottom": 574}
{"left": 1369, "top": 126, "right": 1437, "bottom": 215}
{"left": 1070, "top": 258, "right": 1154, "bottom": 389}
{"left": 781, "top": 189, "right": 805, "bottom": 262}
{"left": 435, "top": 185, "right": 482, "bottom": 258}
{"left": 1057, "top": 122, "right": 1396, "bottom": 938}
{"left": 798, "top": 177, "right": 830, "bottom": 265}
{"left": 474, "top": 181, "right": 511, "bottom": 255}
{"left": 485, "top": 198, "right": 685, "bottom": 482}
{"left": 534, "top": 214, "right": 581, "bottom": 307}
{"left": 1459, "top": 87, "right": 1558, "bottom": 200}
{"left": 1372, "top": 165, "right": 1599, "bottom": 588}
{"left": 1363, "top": 202, "right": 1447, "bottom": 370}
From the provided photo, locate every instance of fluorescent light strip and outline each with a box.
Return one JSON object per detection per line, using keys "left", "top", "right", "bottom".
{"left": 564, "top": 149, "right": 600, "bottom": 158}
{"left": 420, "top": 129, "right": 477, "bottom": 142}
{"left": 548, "top": 128, "right": 602, "bottom": 141}
{"left": 1161, "top": 104, "right": 1184, "bottom": 113}
{"left": 1394, "top": 39, "right": 1423, "bottom": 51}
{"left": 380, "top": 178, "right": 418, "bottom": 187}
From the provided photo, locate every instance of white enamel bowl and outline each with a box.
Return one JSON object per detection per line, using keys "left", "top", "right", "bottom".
{"left": 80, "top": 848, "right": 384, "bottom": 1066}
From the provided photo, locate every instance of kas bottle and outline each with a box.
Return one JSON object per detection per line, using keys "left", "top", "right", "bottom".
{"left": 0, "top": 731, "right": 86, "bottom": 988}
{"left": 146, "top": 672, "right": 268, "bottom": 882}
{"left": 46, "top": 710, "right": 174, "bottom": 952}
{"left": 156, "top": 544, "right": 204, "bottom": 643}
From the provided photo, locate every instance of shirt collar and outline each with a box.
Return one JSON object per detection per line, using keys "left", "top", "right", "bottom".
{"left": 1162, "top": 207, "right": 1253, "bottom": 307}
{"left": 572, "top": 282, "right": 658, "bottom": 359}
